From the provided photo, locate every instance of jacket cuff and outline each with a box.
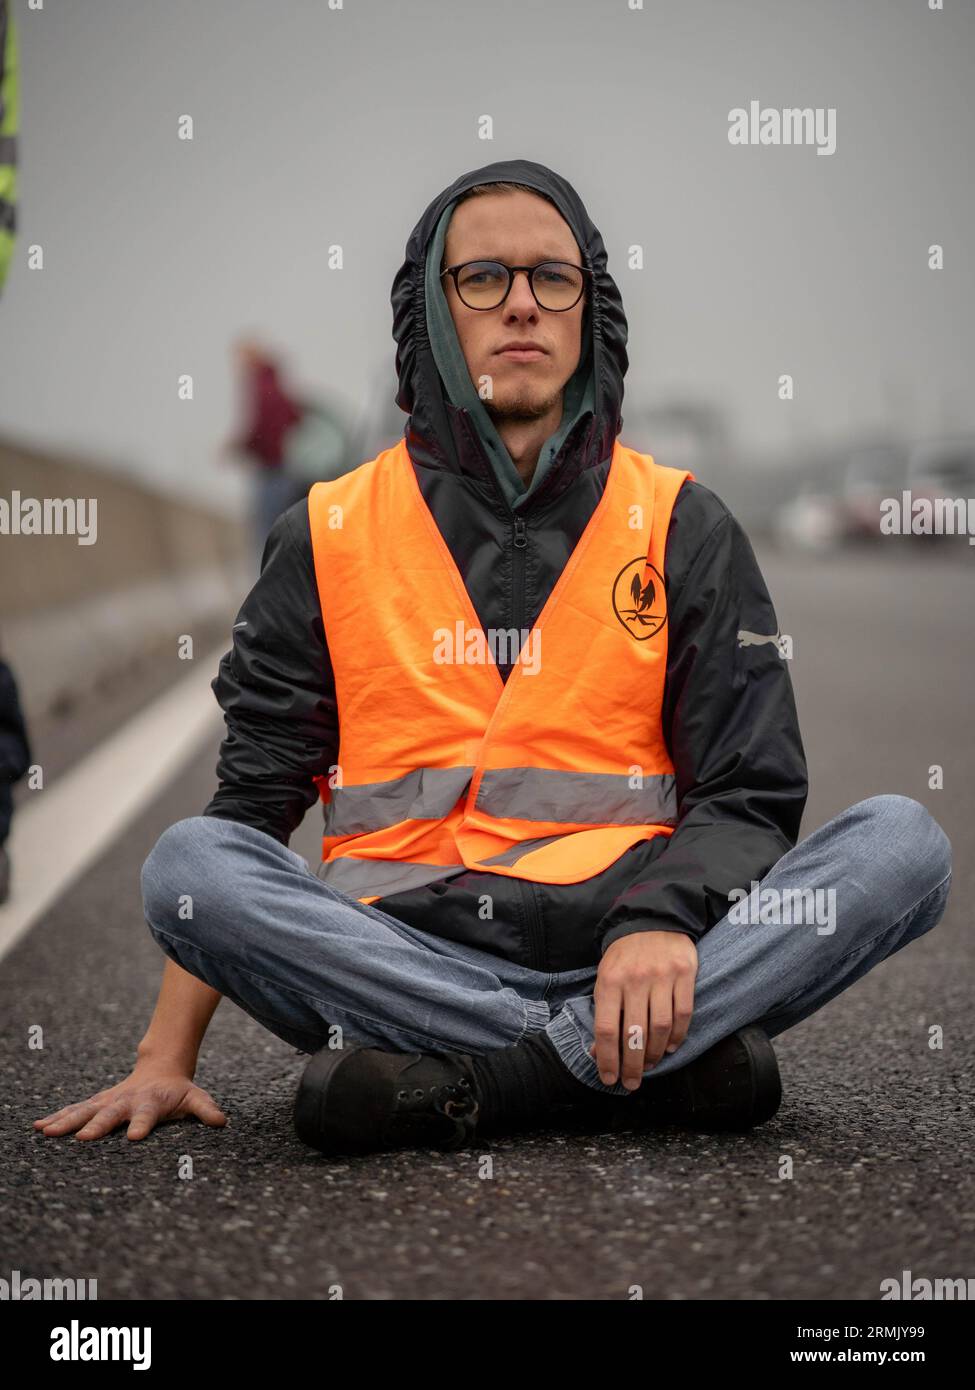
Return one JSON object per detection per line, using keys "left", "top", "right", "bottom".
{"left": 599, "top": 919, "right": 700, "bottom": 955}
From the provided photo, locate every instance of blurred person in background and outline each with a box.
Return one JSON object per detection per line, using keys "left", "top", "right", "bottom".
{"left": 0, "top": 0, "right": 19, "bottom": 297}
{"left": 0, "top": 632, "right": 32, "bottom": 904}
{"left": 222, "top": 337, "right": 304, "bottom": 568}
{"left": 279, "top": 387, "right": 356, "bottom": 498}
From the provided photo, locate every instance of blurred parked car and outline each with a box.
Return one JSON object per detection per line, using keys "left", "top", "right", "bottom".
{"left": 896, "top": 437, "right": 975, "bottom": 546}
{"left": 906, "top": 436, "right": 975, "bottom": 500}
{"left": 773, "top": 440, "right": 909, "bottom": 552}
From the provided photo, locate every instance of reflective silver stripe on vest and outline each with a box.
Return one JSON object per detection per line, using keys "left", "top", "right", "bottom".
{"left": 323, "top": 766, "right": 475, "bottom": 838}
{"left": 316, "top": 857, "right": 467, "bottom": 900}
{"left": 475, "top": 768, "right": 678, "bottom": 826}
{"left": 476, "top": 834, "right": 570, "bottom": 868}
{"left": 0, "top": 135, "right": 16, "bottom": 166}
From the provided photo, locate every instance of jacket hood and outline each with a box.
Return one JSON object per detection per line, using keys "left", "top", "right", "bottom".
{"left": 390, "top": 158, "right": 629, "bottom": 512}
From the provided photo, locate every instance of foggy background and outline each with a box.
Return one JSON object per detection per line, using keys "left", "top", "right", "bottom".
{"left": 0, "top": 0, "right": 972, "bottom": 515}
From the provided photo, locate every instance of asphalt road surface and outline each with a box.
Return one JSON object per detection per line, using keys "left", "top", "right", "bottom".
{"left": 2, "top": 541, "right": 972, "bottom": 1301}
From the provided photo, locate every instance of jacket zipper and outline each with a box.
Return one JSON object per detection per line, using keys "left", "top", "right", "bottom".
{"left": 520, "top": 880, "right": 546, "bottom": 971}
{"left": 511, "top": 513, "right": 528, "bottom": 631}
{"left": 509, "top": 512, "right": 543, "bottom": 967}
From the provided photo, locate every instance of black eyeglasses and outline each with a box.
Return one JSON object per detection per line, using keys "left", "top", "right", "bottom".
{"left": 441, "top": 260, "right": 592, "bottom": 312}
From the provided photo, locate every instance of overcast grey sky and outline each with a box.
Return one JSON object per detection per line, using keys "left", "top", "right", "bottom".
{"left": 0, "top": 0, "right": 972, "bottom": 514}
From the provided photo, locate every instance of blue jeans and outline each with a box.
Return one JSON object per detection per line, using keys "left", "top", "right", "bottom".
{"left": 252, "top": 468, "right": 300, "bottom": 568}
{"left": 140, "top": 796, "right": 952, "bottom": 1095}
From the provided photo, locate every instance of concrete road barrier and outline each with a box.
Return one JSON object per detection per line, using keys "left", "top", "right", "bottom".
{"left": 0, "top": 435, "right": 251, "bottom": 719}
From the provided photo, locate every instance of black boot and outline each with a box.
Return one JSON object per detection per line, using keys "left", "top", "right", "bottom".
{"left": 588, "top": 1025, "right": 783, "bottom": 1135}
{"left": 294, "top": 1044, "right": 482, "bottom": 1156}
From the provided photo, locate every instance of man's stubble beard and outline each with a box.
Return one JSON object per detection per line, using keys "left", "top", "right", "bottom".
{"left": 483, "top": 382, "right": 565, "bottom": 425}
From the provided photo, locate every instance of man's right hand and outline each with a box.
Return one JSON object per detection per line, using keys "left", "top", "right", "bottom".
{"left": 31, "top": 1060, "right": 228, "bottom": 1142}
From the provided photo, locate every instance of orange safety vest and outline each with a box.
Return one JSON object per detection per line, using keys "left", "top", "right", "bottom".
{"left": 307, "top": 437, "right": 694, "bottom": 903}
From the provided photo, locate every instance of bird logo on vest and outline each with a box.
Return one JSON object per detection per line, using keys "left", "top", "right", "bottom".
{"left": 612, "top": 558, "right": 667, "bottom": 641}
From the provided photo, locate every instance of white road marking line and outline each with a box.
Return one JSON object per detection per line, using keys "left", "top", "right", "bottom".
{"left": 0, "top": 646, "right": 226, "bottom": 965}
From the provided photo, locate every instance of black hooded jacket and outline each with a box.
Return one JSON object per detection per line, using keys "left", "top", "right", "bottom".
{"left": 202, "top": 159, "right": 808, "bottom": 973}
